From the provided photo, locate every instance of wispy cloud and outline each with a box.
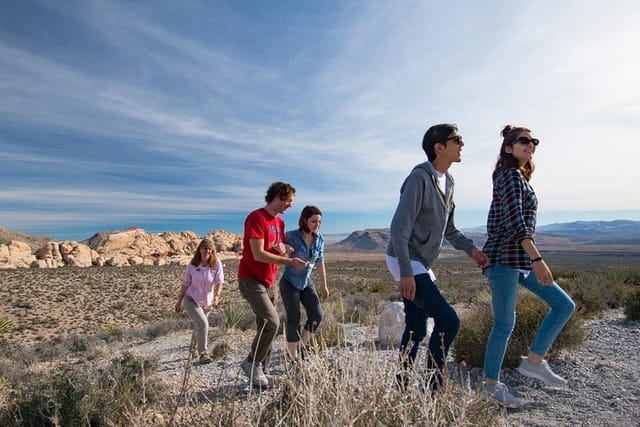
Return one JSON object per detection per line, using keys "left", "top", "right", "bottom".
{"left": 1, "top": 0, "right": 639, "bottom": 238}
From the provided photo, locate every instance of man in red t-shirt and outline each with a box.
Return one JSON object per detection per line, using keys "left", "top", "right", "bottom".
{"left": 238, "top": 182, "right": 308, "bottom": 387}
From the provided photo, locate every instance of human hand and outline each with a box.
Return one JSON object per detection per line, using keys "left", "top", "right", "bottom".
{"left": 533, "top": 260, "right": 554, "bottom": 286}
{"left": 213, "top": 294, "right": 221, "bottom": 307}
{"left": 273, "top": 242, "right": 293, "bottom": 256}
{"left": 288, "top": 257, "right": 309, "bottom": 269}
{"left": 323, "top": 285, "right": 330, "bottom": 299}
{"left": 470, "top": 248, "right": 489, "bottom": 268}
{"left": 174, "top": 301, "right": 182, "bottom": 313}
{"left": 399, "top": 276, "right": 416, "bottom": 301}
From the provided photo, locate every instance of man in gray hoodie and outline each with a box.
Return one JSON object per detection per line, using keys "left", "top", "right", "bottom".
{"left": 386, "top": 123, "right": 488, "bottom": 390}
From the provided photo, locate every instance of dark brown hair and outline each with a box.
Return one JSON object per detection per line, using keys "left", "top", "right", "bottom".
{"left": 492, "top": 124, "right": 536, "bottom": 181}
{"left": 265, "top": 182, "right": 296, "bottom": 203}
{"left": 190, "top": 238, "right": 218, "bottom": 267}
{"left": 298, "top": 205, "right": 322, "bottom": 233}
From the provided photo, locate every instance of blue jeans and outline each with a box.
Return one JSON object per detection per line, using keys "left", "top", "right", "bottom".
{"left": 400, "top": 273, "right": 460, "bottom": 377}
{"left": 483, "top": 264, "right": 576, "bottom": 380}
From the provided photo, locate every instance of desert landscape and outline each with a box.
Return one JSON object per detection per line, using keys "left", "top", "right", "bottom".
{"left": 1, "top": 225, "right": 640, "bottom": 426}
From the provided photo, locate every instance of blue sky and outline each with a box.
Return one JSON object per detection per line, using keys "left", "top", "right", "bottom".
{"left": 1, "top": 0, "right": 639, "bottom": 241}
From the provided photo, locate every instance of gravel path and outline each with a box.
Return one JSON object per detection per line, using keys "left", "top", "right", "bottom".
{"left": 503, "top": 309, "right": 640, "bottom": 427}
{"left": 128, "top": 310, "right": 640, "bottom": 426}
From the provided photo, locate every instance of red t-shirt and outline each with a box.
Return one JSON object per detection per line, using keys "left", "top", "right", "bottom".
{"left": 237, "top": 207, "right": 285, "bottom": 287}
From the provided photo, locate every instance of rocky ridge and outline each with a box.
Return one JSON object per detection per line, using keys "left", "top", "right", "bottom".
{"left": 0, "top": 227, "right": 242, "bottom": 270}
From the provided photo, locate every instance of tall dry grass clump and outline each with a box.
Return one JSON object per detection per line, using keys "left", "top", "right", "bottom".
{"left": 170, "top": 341, "right": 501, "bottom": 426}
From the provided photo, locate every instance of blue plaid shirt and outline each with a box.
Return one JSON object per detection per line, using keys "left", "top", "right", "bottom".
{"left": 483, "top": 167, "right": 538, "bottom": 270}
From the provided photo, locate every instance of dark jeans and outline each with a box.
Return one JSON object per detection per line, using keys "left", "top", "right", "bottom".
{"left": 279, "top": 277, "right": 324, "bottom": 342}
{"left": 400, "top": 273, "right": 460, "bottom": 378}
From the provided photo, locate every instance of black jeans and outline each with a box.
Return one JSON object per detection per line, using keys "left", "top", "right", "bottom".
{"left": 278, "top": 277, "right": 324, "bottom": 342}
{"left": 400, "top": 273, "right": 460, "bottom": 377}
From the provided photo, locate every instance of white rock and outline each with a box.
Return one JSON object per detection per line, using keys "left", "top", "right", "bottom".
{"left": 378, "top": 301, "right": 434, "bottom": 346}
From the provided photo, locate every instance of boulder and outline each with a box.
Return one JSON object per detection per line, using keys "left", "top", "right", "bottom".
{"left": 378, "top": 301, "right": 434, "bottom": 346}
{"left": 59, "top": 241, "right": 93, "bottom": 267}
{"left": 35, "top": 242, "right": 65, "bottom": 267}
{"left": 0, "top": 241, "right": 36, "bottom": 269}
{"left": 106, "top": 255, "right": 130, "bottom": 267}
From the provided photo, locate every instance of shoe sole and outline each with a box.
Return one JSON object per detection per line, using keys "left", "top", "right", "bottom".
{"left": 517, "top": 366, "right": 567, "bottom": 387}
{"left": 481, "top": 394, "right": 522, "bottom": 409}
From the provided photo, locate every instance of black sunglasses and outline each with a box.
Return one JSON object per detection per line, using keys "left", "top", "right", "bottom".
{"left": 512, "top": 136, "right": 540, "bottom": 146}
{"left": 438, "top": 135, "right": 463, "bottom": 145}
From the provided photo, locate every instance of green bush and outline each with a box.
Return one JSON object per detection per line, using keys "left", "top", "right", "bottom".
{"left": 455, "top": 290, "right": 584, "bottom": 368}
{"left": 558, "top": 269, "right": 634, "bottom": 315}
{"left": 624, "top": 289, "right": 640, "bottom": 320}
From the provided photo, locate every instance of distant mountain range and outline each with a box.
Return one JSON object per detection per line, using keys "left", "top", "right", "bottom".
{"left": 329, "top": 220, "right": 640, "bottom": 252}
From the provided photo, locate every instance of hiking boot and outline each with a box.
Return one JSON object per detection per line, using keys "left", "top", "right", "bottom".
{"left": 481, "top": 382, "right": 522, "bottom": 408}
{"left": 241, "top": 357, "right": 269, "bottom": 387}
{"left": 199, "top": 353, "right": 213, "bottom": 364}
{"left": 517, "top": 356, "right": 568, "bottom": 387}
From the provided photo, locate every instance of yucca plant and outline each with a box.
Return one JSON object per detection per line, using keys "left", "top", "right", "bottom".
{"left": 0, "top": 319, "right": 12, "bottom": 334}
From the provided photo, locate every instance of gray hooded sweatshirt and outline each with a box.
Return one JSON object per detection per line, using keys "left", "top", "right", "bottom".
{"left": 386, "top": 161, "right": 476, "bottom": 278}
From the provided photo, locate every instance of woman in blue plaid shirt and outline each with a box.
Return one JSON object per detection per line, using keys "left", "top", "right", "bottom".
{"left": 480, "top": 125, "right": 576, "bottom": 408}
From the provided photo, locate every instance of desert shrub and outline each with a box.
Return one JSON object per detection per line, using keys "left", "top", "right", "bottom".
{"left": 217, "top": 302, "right": 253, "bottom": 330}
{"left": 620, "top": 267, "right": 640, "bottom": 286}
{"left": 324, "top": 293, "right": 388, "bottom": 326}
{"left": 143, "top": 317, "right": 191, "bottom": 340}
{"left": 455, "top": 290, "right": 585, "bottom": 368}
{"left": 194, "top": 342, "right": 501, "bottom": 426}
{"left": 624, "top": 289, "right": 640, "bottom": 320}
{"left": 2, "top": 367, "right": 96, "bottom": 426}
{"left": 94, "top": 352, "right": 166, "bottom": 424}
{"left": 0, "top": 319, "right": 12, "bottom": 334}
{"left": 1, "top": 353, "right": 165, "bottom": 426}
{"left": 370, "top": 281, "right": 392, "bottom": 293}
{"left": 312, "top": 317, "right": 346, "bottom": 349}
{"left": 0, "top": 377, "right": 11, "bottom": 416}
{"left": 32, "top": 334, "right": 95, "bottom": 361}
{"left": 554, "top": 269, "right": 581, "bottom": 280}
{"left": 558, "top": 269, "right": 633, "bottom": 314}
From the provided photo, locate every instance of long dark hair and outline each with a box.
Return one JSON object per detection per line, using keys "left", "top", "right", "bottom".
{"left": 190, "top": 238, "right": 218, "bottom": 267}
{"left": 493, "top": 124, "right": 535, "bottom": 181}
{"left": 298, "top": 205, "right": 322, "bottom": 234}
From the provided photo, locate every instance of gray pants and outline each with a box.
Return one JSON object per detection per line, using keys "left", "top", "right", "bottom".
{"left": 183, "top": 296, "right": 210, "bottom": 354}
{"left": 238, "top": 278, "right": 280, "bottom": 366}
{"left": 279, "top": 277, "right": 324, "bottom": 342}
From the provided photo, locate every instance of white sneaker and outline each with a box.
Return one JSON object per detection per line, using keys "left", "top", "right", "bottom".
{"left": 241, "top": 357, "right": 269, "bottom": 387}
{"left": 517, "top": 356, "right": 568, "bottom": 387}
{"left": 481, "top": 382, "right": 523, "bottom": 408}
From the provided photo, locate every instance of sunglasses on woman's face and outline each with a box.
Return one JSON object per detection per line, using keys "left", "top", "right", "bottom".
{"left": 513, "top": 136, "right": 540, "bottom": 146}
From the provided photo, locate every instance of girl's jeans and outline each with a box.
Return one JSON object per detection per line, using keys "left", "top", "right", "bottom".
{"left": 279, "top": 277, "right": 324, "bottom": 342}
{"left": 400, "top": 273, "right": 460, "bottom": 378}
{"left": 483, "top": 264, "right": 576, "bottom": 380}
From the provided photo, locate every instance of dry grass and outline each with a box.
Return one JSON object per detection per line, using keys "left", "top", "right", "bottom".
{"left": 1, "top": 248, "right": 638, "bottom": 425}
